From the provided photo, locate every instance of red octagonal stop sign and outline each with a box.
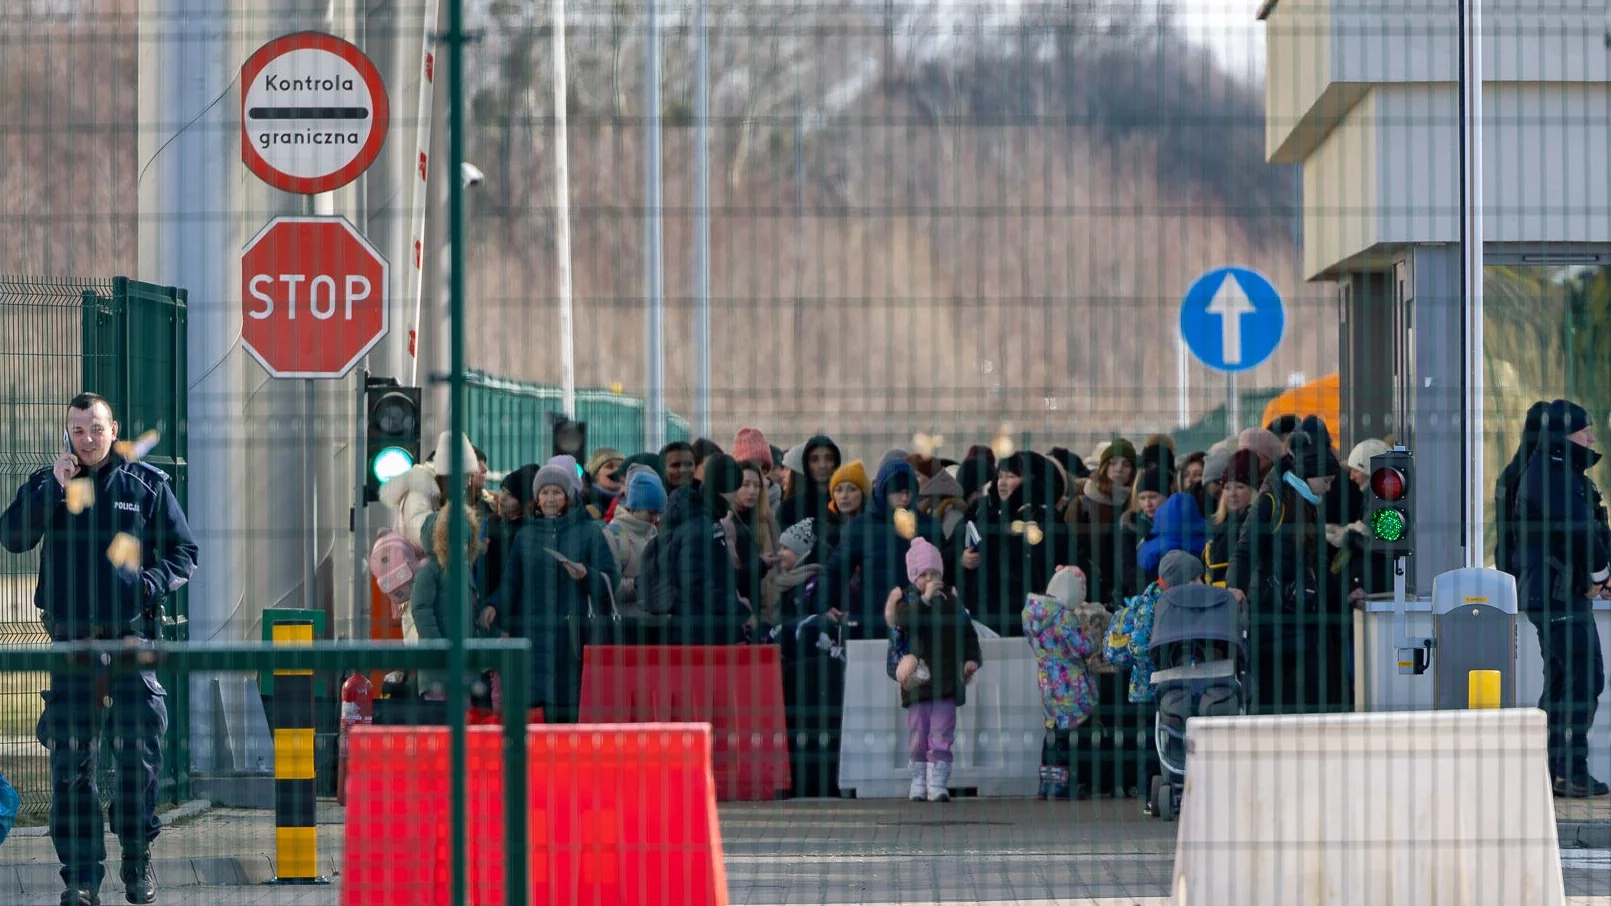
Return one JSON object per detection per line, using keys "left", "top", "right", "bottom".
{"left": 241, "top": 216, "right": 389, "bottom": 378}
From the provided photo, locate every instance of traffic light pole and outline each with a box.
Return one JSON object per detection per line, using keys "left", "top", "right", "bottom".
{"left": 444, "top": 1, "right": 476, "bottom": 903}
{"left": 353, "top": 368, "right": 371, "bottom": 642}
{"left": 1391, "top": 555, "right": 1434, "bottom": 675}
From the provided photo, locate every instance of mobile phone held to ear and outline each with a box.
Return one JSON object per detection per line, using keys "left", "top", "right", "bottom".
{"left": 62, "top": 430, "right": 72, "bottom": 455}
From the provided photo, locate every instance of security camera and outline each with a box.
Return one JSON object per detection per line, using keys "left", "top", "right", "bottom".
{"left": 461, "top": 162, "right": 485, "bottom": 188}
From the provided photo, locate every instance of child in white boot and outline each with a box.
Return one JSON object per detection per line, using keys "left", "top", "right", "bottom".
{"left": 886, "top": 537, "right": 981, "bottom": 802}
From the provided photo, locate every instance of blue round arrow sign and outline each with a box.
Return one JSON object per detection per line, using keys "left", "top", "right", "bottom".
{"left": 1178, "top": 266, "right": 1285, "bottom": 373}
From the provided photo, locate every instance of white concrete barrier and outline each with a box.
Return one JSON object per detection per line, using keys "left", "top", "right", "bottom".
{"left": 1172, "top": 709, "right": 1564, "bottom": 906}
{"left": 836, "top": 636, "right": 1043, "bottom": 798}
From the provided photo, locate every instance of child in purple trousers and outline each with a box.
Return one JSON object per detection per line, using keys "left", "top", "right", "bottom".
{"left": 885, "top": 537, "right": 982, "bottom": 802}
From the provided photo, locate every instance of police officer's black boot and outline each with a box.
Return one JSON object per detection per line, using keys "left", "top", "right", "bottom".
{"left": 59, "top": 886, "right": 99, "bottom": 906}
{"left": 119, "top": 843, "right": 156, "bottom": 905}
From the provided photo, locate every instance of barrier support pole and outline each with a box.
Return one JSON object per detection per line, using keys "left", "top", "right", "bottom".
{"left": 503, "top": 644, "right": 531, "bottom": 906}
{"left": 268, "top": 619, "right": 329, "bottom": 885}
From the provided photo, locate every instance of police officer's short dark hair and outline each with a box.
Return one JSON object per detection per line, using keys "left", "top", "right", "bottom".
{"left": 67, "top": 392, "right": 115, "bottom": 420}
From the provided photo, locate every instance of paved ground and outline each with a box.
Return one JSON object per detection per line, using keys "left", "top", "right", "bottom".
{"left": 4, "top": 797, "right": 1611, "bottom": 904}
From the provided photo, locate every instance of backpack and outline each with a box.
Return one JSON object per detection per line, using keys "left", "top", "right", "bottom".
{"left": 635, "top": 532, "right": 679, "bottom": 616}
{"left": 369, "top": 528, "right": 429, "bottom": 618}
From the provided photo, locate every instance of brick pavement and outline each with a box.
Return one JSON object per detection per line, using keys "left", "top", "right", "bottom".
{"left": 3, "top": 797, "right": 1611, "bottom": 904}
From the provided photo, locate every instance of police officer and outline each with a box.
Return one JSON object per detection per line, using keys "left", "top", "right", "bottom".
{"left": 0, "top": 393, "right": 198, "bottom": 906}
{"left": 1515, "top": 399, "right": 1611, "bottom": 799}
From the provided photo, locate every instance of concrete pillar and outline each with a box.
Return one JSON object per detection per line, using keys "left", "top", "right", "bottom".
{"left": 1405, "top": 244, "right": 1466, "bottom": 593}
{"left": 137, "top": 0, "right": 246, "bottom": 775}
{"left": 1338, "top": 270, "right": 1398, "bottom": 451}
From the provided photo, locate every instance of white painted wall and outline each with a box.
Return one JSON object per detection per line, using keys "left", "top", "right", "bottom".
{"left": 1266, "top": 0, "right": 1611, "bottom": 166}
{"left": 1299, "top": 90, "right": 1378, "bottom": 278}
{"left": 1288, "top": 82, "right": 1611, "bottom": 277}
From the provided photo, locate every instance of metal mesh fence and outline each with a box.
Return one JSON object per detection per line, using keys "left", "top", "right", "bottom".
{"left": 0, "top": 276, "right": 106, "bottom": 818}
{"left": 6, "top": 0, "right": 1611, "bottom": 904}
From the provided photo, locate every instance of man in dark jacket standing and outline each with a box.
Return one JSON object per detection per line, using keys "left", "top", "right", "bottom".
{"left": 1515, "top": 399, "right": 1611, "bottom": 798}
{"left": 0, "top": 393, "right": 198, "bottom": 906}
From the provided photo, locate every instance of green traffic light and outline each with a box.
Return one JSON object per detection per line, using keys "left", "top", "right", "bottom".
{"left": 1368, "top": 507, "right": 1407, "bottom": 543}
{"left": 371, "top": 446, "right": 415, "bottom": 485}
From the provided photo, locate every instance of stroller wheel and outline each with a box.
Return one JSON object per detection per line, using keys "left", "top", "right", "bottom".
{"left": 1159, "top": 784, "right": 1177, "bottom": 821}
{"left": 1149, "top": 776, "right": 1164, "bottom": 819}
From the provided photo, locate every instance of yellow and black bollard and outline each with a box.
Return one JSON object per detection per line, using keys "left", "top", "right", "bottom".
{"left": 269, "top": 619, "right": 329, "bottom": 885}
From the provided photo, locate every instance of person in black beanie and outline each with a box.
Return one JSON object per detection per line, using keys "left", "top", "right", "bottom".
{"left": 479, "top": 464, "right": 541, "bottom": 615}
{"left": 1515, "top": 399, "right": 1611, "bottom": 797}
{"left": 1118, "top": 464, "right": 1173, "bottom": 598}
{"left": 957, "top": 457, "right": 996, "bottom": 506}
{"left": 1138, "top": 434, "right": 1177, "bottom": 488}
{"left": 964, "top": 445, "right": 997, "bottom": 473}
{"left": 1267, "top": 414, "right": 1302, "bottom": 443}
{"left": 1048, "top": 447, "right": 1089, "bottom": 481}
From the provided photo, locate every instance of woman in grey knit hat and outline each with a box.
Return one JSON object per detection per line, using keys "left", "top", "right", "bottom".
{"left": 488, "top": 462, "right": 619, "bottom": 722}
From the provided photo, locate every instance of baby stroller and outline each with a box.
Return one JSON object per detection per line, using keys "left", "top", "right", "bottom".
{"left": 1146, "top": 584, "right": 1247, "bottom": 821}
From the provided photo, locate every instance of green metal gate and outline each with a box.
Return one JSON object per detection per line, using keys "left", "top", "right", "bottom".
{"left": 0, "top": 275, "right": 188, "bottom": 819}
{"left": 465, "top": 370, "right": 691, "bottom": 473}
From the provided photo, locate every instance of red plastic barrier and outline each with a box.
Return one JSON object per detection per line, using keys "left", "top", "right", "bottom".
{"left": 578, "top": 645, "right": 791, "bottom": 801}
{"left": 342, "top": 724, "right": 728, "bottom": 906}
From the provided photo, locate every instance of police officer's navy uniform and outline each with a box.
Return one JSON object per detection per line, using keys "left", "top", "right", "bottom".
{"left": 1514, "top": 400, "right": 1611, "bottom": 797}
{"left": 0, "top": 451, "right": 197, "bottom": 899}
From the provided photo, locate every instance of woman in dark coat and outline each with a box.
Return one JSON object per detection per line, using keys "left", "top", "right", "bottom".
{"left": 643, "top": 454, "right": 749, "bottom": 645}
{"left": 496, "top": 462, "right": 619, "bottom": 723}
{"left": 819, "top": 459, "right": 947, "bottom": 637}
{"left": 478, "top": 464, "right": 538, "bottom": 626}
{"left": 1226, "top": 428, "right": 1344, "bottom": 714}
{"left": 1066, "top": 440, "right": 1137, "bottom": 606}
{"left": 955, "top": 450, "right": 1073, "bottom": 636}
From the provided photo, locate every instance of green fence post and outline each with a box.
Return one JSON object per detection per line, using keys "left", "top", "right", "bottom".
{"left": 447, "top": 2, "right": 472, "bottom": 904}
{"left": 502, "top": 643, "right": 530, "bottom": 906}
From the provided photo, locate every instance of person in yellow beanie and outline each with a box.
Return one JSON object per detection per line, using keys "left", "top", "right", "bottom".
{"left": 829, "top": 461, "right": 871, "bottom": 514}
{"left": 818, "top": 460, "right": 871, "bottom": 558}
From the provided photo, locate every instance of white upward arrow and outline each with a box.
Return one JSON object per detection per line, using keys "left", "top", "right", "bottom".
{"left": 1206, "top": 273, "right": 1256, "bottom": 365}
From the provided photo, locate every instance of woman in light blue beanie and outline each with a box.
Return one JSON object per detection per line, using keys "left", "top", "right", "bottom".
{"left": 624, "top": 469, "right": 668, "bottom": 513}
{"left": 605, "top": 469, "right": 667, "bottom": 611}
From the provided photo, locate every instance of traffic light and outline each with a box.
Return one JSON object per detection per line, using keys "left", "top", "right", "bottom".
{"left": 365, "top": 379, "right": 421, "bottom": 502}
{"left": 1365, "top": 449, "right": 1414, "bottom": 556}
{"left": 548, "top": 412, "right": 587, "bottom": 464}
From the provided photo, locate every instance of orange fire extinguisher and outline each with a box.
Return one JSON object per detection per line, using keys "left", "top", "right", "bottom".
{"left": 337, "top": 672, "right": 373, "bottom": 805}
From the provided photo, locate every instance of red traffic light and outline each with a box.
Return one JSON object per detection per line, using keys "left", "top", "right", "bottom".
{"left": 1371, "top": 467, "right": 1407, "bottom": 502}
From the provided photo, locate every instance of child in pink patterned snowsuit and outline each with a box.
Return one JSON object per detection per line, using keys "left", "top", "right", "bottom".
{"left": 1023, "top": 566, "right": 1103, "bottom": 800}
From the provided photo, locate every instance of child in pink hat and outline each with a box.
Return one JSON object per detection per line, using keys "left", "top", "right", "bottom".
{"left": 884, "top": 537, "right": 981, "bottom": 802}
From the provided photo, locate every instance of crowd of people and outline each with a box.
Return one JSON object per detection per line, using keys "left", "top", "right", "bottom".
{"left": 11, "top": 389, "right": 1605, "bottom": 906}
{"left": 377, "top": 414, "right": 1397, "bottom": 801}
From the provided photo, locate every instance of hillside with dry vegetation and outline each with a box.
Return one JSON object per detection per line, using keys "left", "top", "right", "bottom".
{"left": 2, "top": 0, "right": 1332, "bottom": 457}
